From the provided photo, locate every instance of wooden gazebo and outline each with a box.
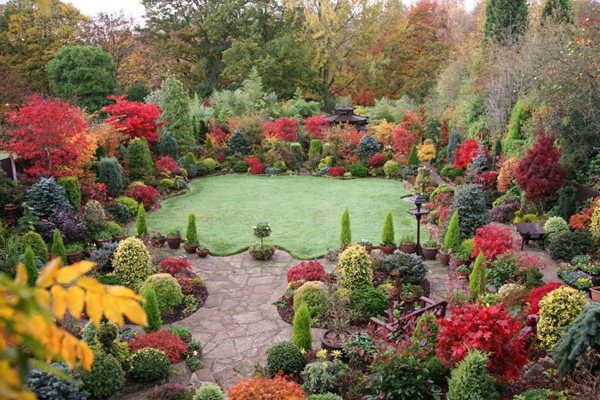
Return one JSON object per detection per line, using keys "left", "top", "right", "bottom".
{"left": 325, "top": 104, "right": 369, "bottom": 131}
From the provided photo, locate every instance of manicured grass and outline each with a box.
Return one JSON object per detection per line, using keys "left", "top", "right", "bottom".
{"left": 144, "top": 175, "right": 418, "bottom": 259}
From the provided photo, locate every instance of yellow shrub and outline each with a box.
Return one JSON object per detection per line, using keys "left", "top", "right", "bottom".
{"left": 113, "top": 237, "right": 154, "bottom": 290}
{"left": 417, "top": 140, "right": 436, "bottom": 162}
{"left": 336, "top": 244, "right": 373, "bottom": 289}
{"left": 590, "top": 204, "right": 600, "bottom": 242}
{"left": 537, "top": 286, "right": 587, "bottom": 350}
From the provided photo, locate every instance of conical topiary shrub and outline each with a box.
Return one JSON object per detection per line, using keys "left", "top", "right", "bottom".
{"left": 136, "top": 204, "right": 148, "bottom": 237}
{"left": 381, "top": 211, "right": 395, "bottom": 246}
{"left": 51, "top": 229, "right": 67, "bottom": 266}
{"left": 340, "top": 208, "right": 351, "bottom": 247}
{"left": 291, "top": 302, "right": 312, "bottom": 352}
{"left": 443, "top": 210, "right": 461, "bottom": 252}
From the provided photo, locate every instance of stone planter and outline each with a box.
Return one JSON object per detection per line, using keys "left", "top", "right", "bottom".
{"left": 183, "top": 244, "right": 198, "bottom": 254}
{"left": 321, "top": 329, "right": 351, "bottom": 352}
{"left": 591, "top": 286, "right": 600, "bottom": 302}
{"left": 379, "top": 245, "right": 396, "bottom": 255}
{"left": 166, "top": 236, "right": 182, "bottom": 250}
{"left": 421, "top": 247, "right": 438, "bottom": 260}
{"left": 438, "top": 250, "right": 450, "bottom": 266}
{"left": 399, "top": 243, "right": 417, "bottom": 254}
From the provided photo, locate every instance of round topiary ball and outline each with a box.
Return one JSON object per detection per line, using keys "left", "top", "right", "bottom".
{"left": 140, "top": 273, "right": 184, "bottom": 313}
{"left": 537, "top": 286, "right": 588, "bottom": 350}
{"left": 80, "top": 351, "right": 124, "bottom": 399}
{"left": 112, "top": 237, "right": 153, "bottom": 289}
{"left": 381, "top": 251, "right": 427, "bottom": 284}
{"left": 336, "top": 244, "right": 373, "bottom": 290}
{"left": 266, "top": 341, "right": 305, "bottom": 376}
{"left": 349, "top": 286, "right": 389, "bottom": 323}
{"left": 543, "top": 216, "right": 569, "bottom": 245}
{"left": 293, "top": 281, "right": 332, "bottom": 322}
{"left": 128, "top": 348, "right": 171, "bottom": 383}
{"left": 96, "top": 321, "right": 118, "bottom": 350}
{"left": 20, "top": 231, "right": 49, "bottom": 262}
{"left": 193, "top": 383, "right": 227, "bottom": 400}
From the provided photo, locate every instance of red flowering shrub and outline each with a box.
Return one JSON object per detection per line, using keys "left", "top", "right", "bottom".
{"left": 527, "top": 282, "right": 563, "bottom": 315}
{"left": 437, "top": 304, "right": 526, "bottom": 381}
{"left": 156, "top": 156, "right": 179, "bottom": 176}
{"left": 471, "top": 224, "right": 514, "bottom": 261}
{"left": 129, "top": 330, "right": 189, "bottom": 363}
{"left": 453, "top": 138, "right": 480, "bottom": 169}
{"left": 366, "top": 153, "right": 385, "bottom": 168}
{"left": 227, "top": 375, "right": 305, "bottom": 400}
{"left": 160, "top": 258, "right": 192, "bottom": 275}
{"left": 263, "top": 118, "right": 299, "bottom": 142}
{"left": 244, "top": 156, "right": 265, "bottom": 175}
{"left": 477, "top": 170, "right": 498, "bottom": 191}
{"left": 287, "top": 261, "right": 328, "bottom": 283}
{"left": 329, "top": 166, "right": 345, "bottom": 177}
{"left": 82, "top": 182, "right": 108, "bottom": 204}
{"left": 127, "top": 185, "right": 160, "bottom": 209}
{"left": 516, "top": 132, "right": 565, "bottom": 202}
{"left": 102, "top": 95, "right": 164, "bottom": 143}
{"left": 304, "top": 115, "right": 330, "bottom": 139}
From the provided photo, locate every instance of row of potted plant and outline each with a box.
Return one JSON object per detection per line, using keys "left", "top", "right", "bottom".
{"left": 149, "top": 213, "right": 210, "bottom": 258}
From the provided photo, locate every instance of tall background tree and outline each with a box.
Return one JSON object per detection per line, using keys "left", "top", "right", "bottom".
{"left": 159, "top": 76, "right": 195, "bottom": 154}
{"left": 483, "top": 0, "right": 529, "bottom": 44}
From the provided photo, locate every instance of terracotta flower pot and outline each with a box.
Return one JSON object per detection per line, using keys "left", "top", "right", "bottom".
{"left": 151, "top": 238, "right": 166, "bottom": 248}
{"left": 196, "top": 248, "right": 209, "bottom": 258}
{"left": 438, "top": 250, "right": 450, "bottom": 266}
{"left": 379, "top": 245, "right": 396, "bottom": 255}
{"left": 166, "top": 236, "right": 182, "bottom": 250}
{"left": 421, "top": 247, "right": 438, "bottom": 260}
{"left": 399, "top": 243, "right": 417, "bottom": 254}
{"left": 183, "top": 244, "right": 198, "bottom": 254}
{"left": 591, "top": 286, "right": 600, "bottom": 302}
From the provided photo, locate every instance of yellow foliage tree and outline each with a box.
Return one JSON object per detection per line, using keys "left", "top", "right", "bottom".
{"left": 0, "top": 259, "right": 147, "bottom": 399}
{"left": 417, "top": 139, "right": 437, "bottom": 162}
{"left": 371, "top": 120, "right": 400, "bottom": 146}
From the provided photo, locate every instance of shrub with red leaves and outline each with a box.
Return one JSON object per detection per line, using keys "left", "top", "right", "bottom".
{"left": 392, "top": 127, "right": 419, "bottom": 157}
{"left": 129, "top": 330, "right": 189, "bottom": 363}
{"left": 304, "top": 115, "right": 330, "bottom": 139}
{"left": 287, "top": 261, "right": 328, "bottom": 283}
{"left": 516, "top": 132, "right": 565, "bottom": 202}
{"left": 471, "top": 224, "right": 514, "bottom": 261}
{"left": 263, "top": 118, "right": 299, "bottom": 142}
{"left": 102, "top": 95, "right": 164, "bottom": 143}
{"left": 227, "top": 375, "right": 305, "bottom": 400}
{"left": 245, "top": 155, "right": 265, "bottom": 175}
{"left": 329, "top": 166, "right": 345, "bottom": 177}
{"left": 477, "top": 170, "right": 498, "bottom": 191}
{"left": 366, "top": 153, "right": 385, "bottom": 168}
{"left": 82, "top": 182, "right": 108, "bottom": 204}
{"left": 175, "top": 275, "right": 195, "bottom": 295}
{"left": 437, "top": 304, "right": 526, "bottom": 382}
{"left": 160, "top": 258, "right": 192, "bottom": 275}
{"left": 127, "top": 185, "right": 160, "bottom": 209}
{"left": 453, "top": 138, "right": 481, "bottom": 169}
{"left": 216, "top": 152, "right": 226, "bottom": 163}
{"left": 527, "top": 282, "right": 563, "bottom": 315}
{"left": 156, "top": 156, "right": 179, "bottom": 176}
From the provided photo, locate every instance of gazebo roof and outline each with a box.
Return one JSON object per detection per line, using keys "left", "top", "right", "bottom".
{"left": 325, "top": 104, "right": 368, "bottom": 125}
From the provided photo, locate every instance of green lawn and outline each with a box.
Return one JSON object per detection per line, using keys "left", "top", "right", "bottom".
{"left": 143, "top": 175, "right": 418, "bottom": 259}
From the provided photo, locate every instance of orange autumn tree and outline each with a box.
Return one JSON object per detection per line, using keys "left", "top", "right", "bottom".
{"left": 0, "top": 259, "right": 147, "bottom": 400}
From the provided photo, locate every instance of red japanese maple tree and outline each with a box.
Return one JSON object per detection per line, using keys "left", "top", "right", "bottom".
{"left": 437, "top": 303, "right": 527, "bottom": 382}
{"left": 453, "top": 138, "right": 481, "bottom": 169}
{"left": 3, "top": 95, "right": 92, "bottom": 177}
{"left": 129, "top": 330, "right": 188, "bottom": 363}
{"left": 392, "top": 126, "right": 419, "bottom": 157}
{"left": 471, "top": 224, "right": 515, "bottom": 261}
{"left": 516, "top": 132, "right": 565, "bottom": 202}
{"left": 263, "top": 118, "right": 299, "bottom": 142}
{"left": 102, "top": 95, "right": 164, "bottom": 143}
{"left": 304, "top": 115, "right": 330, "bottom": 139}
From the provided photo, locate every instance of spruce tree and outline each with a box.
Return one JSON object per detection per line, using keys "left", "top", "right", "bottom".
{"left": 186, "top": 213, "right": 198, "bottom": 245}
{"left": 142, "top": 286, "right": 163, "bottom": 333}
{"left": 469, "top": 252, "right": 487, "bottom": 300}
{"left": 51, "top": 229, "right": 67, "bottom": 266}
{"left": 340, "top": 208, "right": 352, "bottom": 247}
{"left": 126, "top": 137, "right": 155, "bottom": 181}
{"left": 484, "top": 0, "right": 529, "bottom": 45}
{"left": 136, "top": 204, "right": 148, "bottom": 237}
{"left": 446, "top": 132, "right": 462, "bottom": 162}
{"left": 291, "top": 303, "right": 312, "bottom": 352}
{"left": 160, "top": 76, "right": 195, "bottom": 154}
{"left": 408, "top": 144, "right": 419, "bottom": 166}
{"left": 23, "top": 246, "right": 38, "bottom": 286}
{"left": 381, "top": 211, "right": 395, "bottom": 246}
{"left": 444, "top": 210, "right": 461, "bottom": 252}
{"left": 542, "top": 0, "right": 573, "bottom": 23}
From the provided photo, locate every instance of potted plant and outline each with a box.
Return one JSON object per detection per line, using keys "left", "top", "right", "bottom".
{"left": 450, "top": 239, "right": 473, "bottom": 268}
{"left": 65, "top": 243, "right": 86, "bottom": 264}
{"left": 421, "top": 239, "right": 438, "bottom": 260}
{"left": 398, "top": 234, "right": 417, "bottom": 254}
{"left": 358, "top": 239, "right": 373, "bottom": 253}
{"left": 249, "top": 221, "right": 275, "bottom": 260}
{"left": 183, "top": 213, "right": 199, "bottom": 253}
{"left": 196, "top": 244, "right": 209, "bottom": 258}
{"left": 94, "top": 230, "right": 113, "bottom": 249}
{"left": 166, "top": 229, "right": 182, "bottom": 250}
{"left": 438, "top": 245, "right": 450, "bottom": 266}
{"left": 397, "top": 283, "right": 420, "bottom": 304}
{"left": 379, "top": 211, "right": 396, "bottom": 254}
{"left": 591, "top": 287, "right": 600, "bottom": 302}
{"left": 456, "top": 263, "right": 471, "bottom": 277}
{"left": 321, "top": 297, "right": 352, "bottom": 352}
{"left": 150, "top": 231, "right": 166, "bottom": 247}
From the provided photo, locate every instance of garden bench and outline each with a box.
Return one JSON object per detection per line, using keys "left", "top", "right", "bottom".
{"left": 368, "top": 296, "right": 447, "bottom": 341}
{"left": 515, "top": 222, "right": 546, "bottom": 250}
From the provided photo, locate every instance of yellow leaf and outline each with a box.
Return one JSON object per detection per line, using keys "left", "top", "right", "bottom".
{"left": 50, "top": 285, "right": 67, "bottom": 320}
{"left": 120, "top": 298, "right": 147, "bottom": 327}
{"left": 106, "top": 285, "right": 141, "bottom": 300}
{"left": 66, "top": 286, "right": 85, "bottom": 318}
{"left": 33, "top": 288, "right": 51, "bottom": 308}
{"left": 102, "top": 295, "right": 124, "bottom": 326}
{"left": 85, "top": 291, "right": 103, "bottom": 326}
{"left": 56, "top": 261, "right": 95, "bottom": 284}
{"left": 77, "top": 342, "right": 94, "bottom": 371}
{"left": 60, "top": 333, "right": 78, "bottom": 368}
{"left": 76, "top": 277, "right": 103, "bottom": 292}
{"left": 37, "top": 259, "right": 60, "bottom": 288}
{"left": 14, "top": 264, "right": 27, "bottom": 285}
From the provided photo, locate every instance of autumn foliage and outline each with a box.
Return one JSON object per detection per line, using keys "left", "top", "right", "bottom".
{"left": 286, "top": 261, "right": 328, "bottom": 283}
{"left": 471, "top": 224, "right": 514, "bottom": 261}
{"left": 516, "top": 132, "right": 565, "bottom": 202}
{"left": 437, "top": 304, "right": 526, "bottom": 381}
{"left": 527, "top": 282, "right": 563, "bottom": 315}
{"left": 263, "top": 118, "right": 299, "bottom": 142}
{"left": 392, "top": 126, "right": 419, "bottom": 158}
{"left": 129, "top": 329, "right": 188, "bottom": 363}
{"left": 4, "top": 95, "right": 93, "bottom": 177}
{"left": 156, "top": 156, "right": 179, "bottom": 175}
{"left": 453, "top": 138, "right": 481, "bottom": 169}
{"left": 304, "top": 115, "right": 330, "bottom": 139}
{"left": 227, "top": 375, "right": 305, "bottom": 400}
{"left": 127, "top": 185, "right": 160, "bottom": 209}
{"left": 245, "top": 155, "right": 265, "bottom": 174}
{"left": 102, "top": 95, "right": 164, "bottom": 143}
{"left": 160, "top": 258, "right": 192, "bottom": 275}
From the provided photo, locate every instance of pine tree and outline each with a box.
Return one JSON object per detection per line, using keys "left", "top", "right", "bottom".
{"left": 51, "top": 229, "right": 67, "bottom": 266}
{"left": 542, "top": 0, "right": 573, "bottom": 23}
{"left": 142, "top": 286, "right": 162, "bottom": 333}
{"left": 469, "top": 252, "right": 487, "bottom": 300}
{"left": 446, "top": 131, "right": 462, "bottom": 162}
{"left": 340, "top": 208, "right": 352, "bottom": 247}
{"left": 186, "top": 213, "right": 198, "bottom": 245}
{"left": 444, "top": 210, "right": 461, "bottom": 252}
{"left": 160, "top": 76, "right": 195, "bottom": 154}
{"left": 381, "top": 211, "right": 395, "bottom": 246}
{"left": 291, "top": 302, "right": 312, "bottom": 352}
{"left": 126, "top": 137, "right": 155, "bottom": 181}
{"left": 136, "top": 204, "right": 148, "bottom": 237}
{"left": 408, "top": 144, "right": 419, "bottom": 166}
{"left": 23, "top": 246, "right": 38, "bottom": 286}
{"left": 484, "top": 0, "right": 529, "bottom": 45}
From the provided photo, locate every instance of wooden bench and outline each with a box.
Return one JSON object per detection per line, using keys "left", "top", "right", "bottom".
{"left": 368, "top": 296, "right": 447, "bottom": 341}
{"left": 515, "top": 222, "right": 546, "bottom": 250}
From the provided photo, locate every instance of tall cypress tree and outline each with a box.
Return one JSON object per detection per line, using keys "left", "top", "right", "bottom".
{"left": 542, "top": 0, "right": 573, "bottom": 23}
{"left": 340, "top": 208, "right": 352, "bottom": 247}
{"left": 160, "top": 76, "right": 195, "bottom": 154}
{"left": 484, "top": 0, "right": 529, "bottom": 44}
{"left": 51, "top": 229, "right": 67, "bottom": 266}
{"left": 23, "top": 246, "right": 38, "bottom": 286}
